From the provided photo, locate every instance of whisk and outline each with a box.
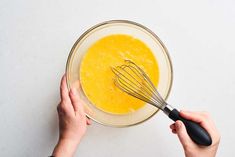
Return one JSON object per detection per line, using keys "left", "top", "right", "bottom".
{"left": 111, "top": 60, "right": 212, "bottom": 146}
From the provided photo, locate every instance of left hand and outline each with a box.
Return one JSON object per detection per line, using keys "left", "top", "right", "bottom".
{"left": 52, "top": 75, "right": 91, "bottom": 157}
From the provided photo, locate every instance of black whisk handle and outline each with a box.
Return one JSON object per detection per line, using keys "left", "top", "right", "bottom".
{"left": 168, "top": 109, "right": 212, "bottom": 146}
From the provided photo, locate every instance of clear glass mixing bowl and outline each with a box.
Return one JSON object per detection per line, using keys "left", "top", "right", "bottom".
{"left": 66, "top": 20, "right": 173, "bottom": 127}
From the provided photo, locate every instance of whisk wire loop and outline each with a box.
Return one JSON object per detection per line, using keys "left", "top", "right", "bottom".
{"left": 111, "top": 60, "right": 165, "bottom": 108}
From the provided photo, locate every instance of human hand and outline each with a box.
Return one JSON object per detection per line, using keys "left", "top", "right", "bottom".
{"left": 170, "top": 111, "right": 220, "bottom": 157}
{"left": 52, "top": 75, "right": 91, "bottom": 157}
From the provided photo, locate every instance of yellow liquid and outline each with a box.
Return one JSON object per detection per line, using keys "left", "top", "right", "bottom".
{"left": 80, "top": 34, "right": 159, "bottom": 114}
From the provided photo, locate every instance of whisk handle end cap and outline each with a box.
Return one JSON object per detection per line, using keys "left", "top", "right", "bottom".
{"left": 169, "top": 109, "right": 212, "bottom": 146}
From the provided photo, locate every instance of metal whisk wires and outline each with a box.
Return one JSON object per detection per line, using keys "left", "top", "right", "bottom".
{"left": 111, "top": 60, "right": 165, "bottom": 109}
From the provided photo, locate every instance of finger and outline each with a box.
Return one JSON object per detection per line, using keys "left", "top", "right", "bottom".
{"left": 175, "top": 120, "right": 195, "bottom": 148}
{"left": 170, "top": 123, "right": 176, "bottom": 130}
{"left": 69, "top": 87, "right": 84, "bottom": 113}
{"left": 72, "top": 80, "right": 95, "bottom": 116}
{"left": 179, "top": 110, "right": 208, "bottom": 123}
{"left": 86, "top": 118, "right": 92, "bottom": 125}
{"left": 60, "top": 75, "right": 70, "bottom": 103}
{"left": 172, "top": 129, "right": 177, "bottom": 134}
{"left": 180, "top": 110, "right": 213, "bottom": 134}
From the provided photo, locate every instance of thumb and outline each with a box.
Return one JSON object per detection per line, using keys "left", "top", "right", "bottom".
{"left": 175, "top": 120, "right": 194, "bottom": 148}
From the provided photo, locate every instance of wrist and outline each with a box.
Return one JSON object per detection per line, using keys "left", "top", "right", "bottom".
{"left": 52, "top": 138, "right": 79, "bottom": 157}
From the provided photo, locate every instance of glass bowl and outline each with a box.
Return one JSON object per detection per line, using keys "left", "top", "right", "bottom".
{"left": 66, "top": 20, "right": 173, "bottom": 127}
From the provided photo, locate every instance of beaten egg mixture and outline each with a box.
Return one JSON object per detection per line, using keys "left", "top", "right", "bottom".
{"left": 80, "top": 34, "right": 159, "bottom": 114}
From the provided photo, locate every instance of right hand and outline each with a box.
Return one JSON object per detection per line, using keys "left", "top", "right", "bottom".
{"left": 170, "top": 111, "right": 220, "bottom": 157}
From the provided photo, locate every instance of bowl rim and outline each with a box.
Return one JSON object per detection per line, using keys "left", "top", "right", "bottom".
{"left": 66, "top": 20, "right": 173, "bottom": 127}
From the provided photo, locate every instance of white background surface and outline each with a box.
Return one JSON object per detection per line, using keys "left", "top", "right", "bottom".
{"left": 0, "top": 0, "right": 234, "bottom": 156}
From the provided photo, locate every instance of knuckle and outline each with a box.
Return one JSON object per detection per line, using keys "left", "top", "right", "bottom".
{"left": 60, "top": 100, "right": 67, "bottom": 105}
{"left": 57, "top": 107, "right": 63, "bottom": 115}
{"left": 60, "top": 105, "right": 66, "bottom": 112}
{"left": 59, "top": 102, "right": 67, "bottom": 111}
